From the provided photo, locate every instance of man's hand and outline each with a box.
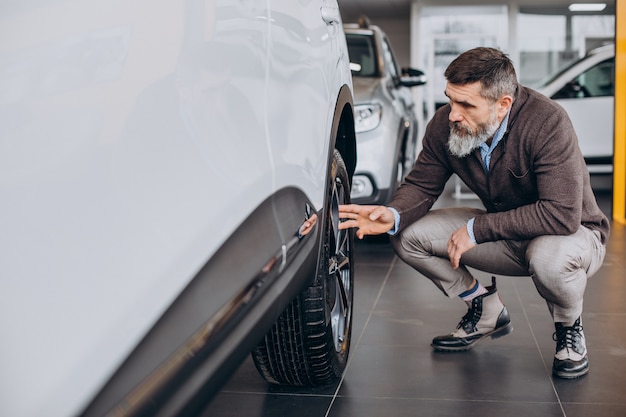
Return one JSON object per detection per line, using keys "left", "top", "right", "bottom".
{"left": 338, "top": 204, "right": 395, "bottom": 239}
{"left": 447, "top": 225, "right": 476, "bottom": 269}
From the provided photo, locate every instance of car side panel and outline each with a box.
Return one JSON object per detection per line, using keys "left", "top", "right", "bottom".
{"left": 1, "top": 0, "right": 354, "bottom": 415}
{"left": 82, "top": 187, "right": 319, "bottom": 416}
{"left": 0, "top": 2, "right": 275, "bottom": 416}
{"left": 554, "top": 96, "right": 614, "bottom": 159}
{"left": 266, "top": 0, "right": 351, "bottom": 211}
{"left": 537, "top": 46, "right": 615, "bottom": 172}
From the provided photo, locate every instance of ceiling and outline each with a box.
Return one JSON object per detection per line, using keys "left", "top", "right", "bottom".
{"left": 338, "top": 0, "right": 616, "bottom": 20}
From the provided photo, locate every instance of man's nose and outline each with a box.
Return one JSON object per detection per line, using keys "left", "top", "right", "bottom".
{"left": 448, "top": 105, "right": 463, "bottom": 123}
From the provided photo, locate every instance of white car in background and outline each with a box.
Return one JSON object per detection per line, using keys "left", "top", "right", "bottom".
{"left": 344, "top": 19, "right": 426, "bottom": 205}
{"left": 0, "top": 2, "right": 356, "bottom": 416}
{"left": 536, "top": 44, "right": 615, "bottom": 173}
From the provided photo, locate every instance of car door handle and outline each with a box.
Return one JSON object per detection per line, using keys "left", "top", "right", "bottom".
{"left": 321, "top": 5, "right": 341, "bottom": 26}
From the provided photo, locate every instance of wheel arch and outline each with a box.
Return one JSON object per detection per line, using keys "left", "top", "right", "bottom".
{"left": 331, "top": 85, "right": 357, "bottom": 184}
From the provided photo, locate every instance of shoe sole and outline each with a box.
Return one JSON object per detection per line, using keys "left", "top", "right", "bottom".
{"left": 432, "top": 322, "right": 514, "bottom": 352}
{"left": 553, "top": 366, "right": 589, "bottom": 379}
{"left": 552, "top": 369, "right": 589, "bottom": 379}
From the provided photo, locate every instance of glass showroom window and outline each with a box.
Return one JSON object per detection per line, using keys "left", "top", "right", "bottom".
{"left": 518, "top": 12, "right": 614, "bottom": 87}
{"left": 518, "top": 14, "right": 567, "bottom": 86}
{"left": 417, "top": 5, "right": 508, "bottom": 118}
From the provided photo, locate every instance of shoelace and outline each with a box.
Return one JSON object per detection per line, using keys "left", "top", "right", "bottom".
{"left": 553, "top": 322, "right": 584, "bottom": 354}
{"left": 457, "top": 299, "right": 482, "bottom": 333}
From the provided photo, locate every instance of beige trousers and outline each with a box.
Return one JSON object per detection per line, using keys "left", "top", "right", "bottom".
{"left": 390, "top": 207, "right": 606, "bottom": 323}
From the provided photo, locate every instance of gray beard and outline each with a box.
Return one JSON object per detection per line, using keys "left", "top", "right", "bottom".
{"left": 448, "top": 113, "right": 500, "bottom": 158}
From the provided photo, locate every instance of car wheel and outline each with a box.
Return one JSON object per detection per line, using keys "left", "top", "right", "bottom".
{"left": 251, "top": 149, "right": 354, "bottom": 386}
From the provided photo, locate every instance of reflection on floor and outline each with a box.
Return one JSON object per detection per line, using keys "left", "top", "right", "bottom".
{"left": 203, "top": 179, "right": 625, "bottom": 417}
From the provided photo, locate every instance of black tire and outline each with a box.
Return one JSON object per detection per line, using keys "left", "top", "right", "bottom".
{"left": 251, "top": 149, "right": 354, "bottom": 386}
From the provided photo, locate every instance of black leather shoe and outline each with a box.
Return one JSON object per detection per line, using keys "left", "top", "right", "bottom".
{"left": 432, "top": 277, "right": 513, "bottom": 352}
{"left": 552, "top": 318, "right": 589, "bottom": 379}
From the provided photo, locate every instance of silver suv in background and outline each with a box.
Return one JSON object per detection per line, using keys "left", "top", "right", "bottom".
{"left": 344, "top": 18, "right": 426, "bottom": 205}
{"left": 536, "top": 44, "right": 615, "bottom": 174}
{"left": 0, "top": 2, "right": 356, "bottom": 416}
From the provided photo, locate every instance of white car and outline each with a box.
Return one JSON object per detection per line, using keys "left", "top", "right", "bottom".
{"left": 536, "top": 44, "right": 615, "bottom": 173}
{"left": 344, "top": 20, "right": 426, "bottom": 205}
{"left": 0, "top": 2, "right": 356, "bottom": 416}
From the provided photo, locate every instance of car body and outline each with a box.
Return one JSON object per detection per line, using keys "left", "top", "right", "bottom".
{"left": 0, "top": 2, "right": 356, "bottom": 416}
{"left": 536, "top": 44, "right": 615, "bottom": 173}
{"left": 343, "top": 20, "right": 426, "bottom": 205}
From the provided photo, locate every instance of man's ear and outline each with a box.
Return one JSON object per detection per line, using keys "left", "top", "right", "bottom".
{"left": 498, "top": 94, "right": 513, "bottom": 116}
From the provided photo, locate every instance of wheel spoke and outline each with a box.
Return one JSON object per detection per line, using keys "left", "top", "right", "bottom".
{"left": 331, "top": 181, "right": 341, "bottom": 253}
{"left": 331, "top": 281, "right": 345, "bottom": 351}
{"left": 334, "top": 255, "right": 350, "bottom": 307}
{"left": 329, "top": 173, "right": 353, "bottom": 353}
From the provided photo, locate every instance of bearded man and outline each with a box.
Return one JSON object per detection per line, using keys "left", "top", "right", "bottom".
{"left": 338, "top": 47, "right": 609, "bottom": 379}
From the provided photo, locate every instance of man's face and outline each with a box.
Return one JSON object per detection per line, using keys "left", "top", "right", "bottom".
{"left": 445, "top": 81, "right": 509, "bottom": 157}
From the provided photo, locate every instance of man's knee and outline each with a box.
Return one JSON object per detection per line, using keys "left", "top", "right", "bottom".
{"left": 526, "top": 236, "right": 578, "bottom": 278}
{"left": 526, "top": 229, "right": 603, "bottom": 279}
{"left": 390, "top": 228, "right": 425, "bottom": 262}
{"left": 390, "top": 208, "right": 478, "bottom": 260}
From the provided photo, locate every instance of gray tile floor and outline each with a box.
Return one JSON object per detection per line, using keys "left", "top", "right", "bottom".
{"left": 203, "top": 179, "right": 625, "bottom": 417}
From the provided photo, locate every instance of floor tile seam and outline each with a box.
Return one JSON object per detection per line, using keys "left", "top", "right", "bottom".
{"left": 534, "top": 348, "right": 626, "bottom": 356}
{"left": 560, "top": 401, "right": 626, "bottom": 406}
{"left": 324, "top": 256, "right": 400, "bottom": 417}
{"left": 354, "top": 343, "right": 547, "bottom": 351}
{"left": 218, "top": 390, "right": 336, "bottom": 399}
{"left": 344, "top": 255, "right": 399, "bottom": 354}
{"left": 329, "top": 394, "right": 562, "bottom": 406}
{"left": 511, "top": 279, "right": 566, "bottom": 415}
{"left": 521, "top": 312, "right": 626, "bottom": 317}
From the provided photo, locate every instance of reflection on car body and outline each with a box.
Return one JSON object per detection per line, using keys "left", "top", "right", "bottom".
{"left": 0, "top": 1, "right": 356, "bottom": 416}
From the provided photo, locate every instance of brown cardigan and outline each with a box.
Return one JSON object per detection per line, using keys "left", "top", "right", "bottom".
{"left": 389, "top": 84, "right": 610, "bottom": 244}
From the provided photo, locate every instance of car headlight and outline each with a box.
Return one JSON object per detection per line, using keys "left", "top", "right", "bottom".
{"left": 354, "top": 103, "right": 382, "bottom": 133}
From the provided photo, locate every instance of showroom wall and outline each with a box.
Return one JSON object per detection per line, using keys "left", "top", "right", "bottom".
{"left": 341, "top": 2, "right": 615, "bottom": 121}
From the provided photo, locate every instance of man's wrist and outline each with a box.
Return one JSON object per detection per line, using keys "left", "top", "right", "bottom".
{"left": 467, "top": 217, "right": 477, "bottom": 244}
{"left": 388, "top": 207, "right": 400, "bottom": 235}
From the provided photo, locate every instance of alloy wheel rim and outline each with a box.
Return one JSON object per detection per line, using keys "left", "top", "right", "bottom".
{"left": 329, "top": 176, "right": 353, "bottom": 353}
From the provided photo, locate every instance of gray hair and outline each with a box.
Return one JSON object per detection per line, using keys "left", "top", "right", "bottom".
{"left": 444, "top": 47, "right": 517, "bottom": 102}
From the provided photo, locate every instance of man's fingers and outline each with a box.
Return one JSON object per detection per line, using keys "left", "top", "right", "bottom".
{"left": 338, "top": 219, "right": 357, "bottom": 230}
{"left": 449, "top": 246, "right": 460, "bottom": 269}
{"left": 447, "top": 228, "right": 476, "bottom": 270}
{"left": 340, "top": 211, "right": 363, "bottom": 220}
{"left": 339, "top": 203, "right": 368, "bottom": 214}
{"left": 450, "top": 253, "right": 460, "bottom": 269}
{"left": 338, "top": 204, "right": 392, "bottom": 237}
{"left": 339, "top": 207, "right": 366, "bottom": 221}
{"left": 447, "top": 235, "right": 460, "bottom": 269}
{"left": 368, "top": 206, "right": 386, "bottom": 221}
